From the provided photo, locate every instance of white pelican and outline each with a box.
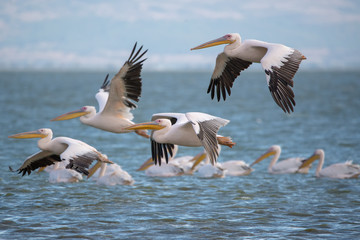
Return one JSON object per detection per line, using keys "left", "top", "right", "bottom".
{"left": 8, "top": 128, "right": 113, "bottom": 176}
{"left": 250, "top": 145, "right": 311, "bottom": 174}
{"left": 137, "top": 145, "right": 207, "bottom": 176}
{"left": 191, "top": 33, "right": 306, "bottom": 113}
{"left": 124, "top": 112, "right": 235, "bottom": 166}
{"left": 221, "top": 160, "right": 253, "bottom": 176}
{"left": 51, "top": 43, "right": 149, "bottom": 138}
{"left": 39, "top": 161, "right": 83, "bottom": 183}
{"left": 87, "top": 161, "right": 134, "bottom": 185}
{"left": 298, "top": 149, "right": 360, "bottom": 179}
{"left": 136, "top": 145, "right": 184, "bottom": 177}
{"left": 190, "top": 150, "right": 226, "bottom": 178}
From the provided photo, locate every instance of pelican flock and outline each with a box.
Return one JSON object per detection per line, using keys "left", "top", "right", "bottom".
{"left": 191, "top": 33, "right": 306, "bottom": 113}
{"left": 8, "top": 37, "right": 358, "bottom": 185}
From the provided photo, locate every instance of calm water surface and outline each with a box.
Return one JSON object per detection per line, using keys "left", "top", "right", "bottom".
{"left": 0, "top": 71, "right": 360, "bottom": 239}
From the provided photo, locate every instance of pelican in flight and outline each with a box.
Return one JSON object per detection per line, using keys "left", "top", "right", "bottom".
{"left": 298, "top": 149, "right": 360, "bottom": 179}
{"left": 51, "top": 43, "right": 149, "bottom": 138}
{"left": 8, "top": 128, "right": 113, "bottom": 176}
{"left": 250, "top": 145, "right": 311, "bottom": 174}
{"left": 191, "top": 33, "right": 306, "bottom": 113}
{"left": 87, "top": 161, "right": 134, "bottom": 185}
{"left": 124, "top": 112, "right": 235, "bottom": 166}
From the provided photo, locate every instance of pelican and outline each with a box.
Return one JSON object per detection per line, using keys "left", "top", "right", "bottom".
{"left": 51, "top": 43, "right": 149, "bottom": 138}
{"left": 39, "top": 161, "right": 83, "bottom": 183}
{"left": 191, "top": 33, "right": 306, "bottom": 113}
{"left": 8, "top": 128, "right": 113, "bottom": 176}
{"left": 137, "top": 145, "right": 184, "bottom": 177}
{"left": 221, "top": 160, "right": 253, "bottom": 176}
{"left": 298, "top": 149, "right": 360, "bottom": 179}
{"left": 190, "top": 150, "right": 226, "bottom": 178}
{"left": 124, "top": 112, "right": 235, "bottom": 166}
{"left": 137, "top": 145, "right": 205, "bottom": 176}
{"left": 250, "top": 145, "right": 311, "bottom": 174}
{"left": 87, "top": 161, "right": 134, "bottom": 185}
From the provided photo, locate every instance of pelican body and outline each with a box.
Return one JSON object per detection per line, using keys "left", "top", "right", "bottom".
{"left": 87, "top": 161, "right": 134, "bottom": 185}
{"left": 191, "top": 33, "right": 306, "bottom": 113}
{"left": 250, "top": 145, "right": 310, "bottom": 174}
{"left": 41, "top": 161, "right": 83, "bottom": 183}
{"left": 125, "top": 112, "right": 235, "bottom": 166}
{"left": 8, "top": 128, "right": 113, "bottom": 176}
{"left": 190, "top": 150, "right": 226, "bottom": 178}
{"left": 52, "top": 43, "right": 149, "bottom": 138}
{"left": 221, "top": 160, "right": 253, "bottom": 176}
{"left": 299, "top": 149, "right": 360, "bottom": 179}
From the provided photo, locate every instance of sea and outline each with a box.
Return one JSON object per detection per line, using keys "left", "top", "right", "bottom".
{"left": 0, "top": 70, "right": 359, "bottom": 239}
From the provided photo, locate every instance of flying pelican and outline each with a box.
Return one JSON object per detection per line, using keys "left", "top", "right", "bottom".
{"left": 8, "top": 128, "right": 113, "bottom": 176}
{"left": 87, "top": 161, "right": 134, "bottom": 185}
{"left": 39, "top": 161, "right": 83, "bottom": 183}
{"left": 51, "top": 43, "right": 149, "bottom": 138}
{"left": 191, "top": 33, "right": 306, "bottom": 113}
{"left": 250, "top": 145, "right": 311, "bottom": 174}
{"left": 298, "top": 149, "right": 360, "bottom": 179}
{"left": 124, "top": 112, "right": 235, "bottom": 166}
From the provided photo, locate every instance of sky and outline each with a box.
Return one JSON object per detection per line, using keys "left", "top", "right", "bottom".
{"left": 0, "top": 0, "right": 359, "bottom": 71}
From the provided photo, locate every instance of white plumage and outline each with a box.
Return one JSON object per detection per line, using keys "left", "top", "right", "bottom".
{"left": 87, "top": 162, "right": 134, "bottom": 185}
{"left": 299, "top": 149, "right": 360, "bottom": 179}
{"left": 250, "top": 145, "right": 310, "bottom": 174}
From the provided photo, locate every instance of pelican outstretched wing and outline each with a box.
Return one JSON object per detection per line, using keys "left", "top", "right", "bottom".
{"left": 102, "top": 43, "right": 147, "bottom": 119}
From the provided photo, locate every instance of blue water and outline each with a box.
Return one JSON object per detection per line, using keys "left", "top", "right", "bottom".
{"left": 1, "top": 70, "right": 360, "bottom": 239}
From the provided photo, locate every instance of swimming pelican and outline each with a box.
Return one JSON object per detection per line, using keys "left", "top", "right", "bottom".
{"left": 124, "top": 112, "right": 235, "bottom": 166}
{"left": 250, "top": 145, "right": 311, "bottom": 174}
{"left": 191, "top": 33, "right": 306, "bottom": 113}
{"left": 137, "top": 145, "right": 184, "bottom": 177}
{"left": 87, "top": 161, "right": 134, "bottom": 185}
{"left": 190, "top": 150, "right": 226, "bottom": 178}
{"left": 51, "top": 43, "right": 149, "bottom": 138}
{"left": 137, "top": 145, "right": 206, "bottom": 176}
{"left": 8, "top": 128, "right": 113, "bottom": 176}
{"left": 298, "top": 149, "right": 360, "bottom": 179}
{"left": 40, "top": 161, "right": 83, "bottom": 183}
{"left": 221, "top": 160, "right": 253, "bottom": 176}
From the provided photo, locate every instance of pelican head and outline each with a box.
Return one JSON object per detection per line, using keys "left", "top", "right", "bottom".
{"left": 124, "top": 119, "right": 169, "bottom": 131}
{"left": 8, "top": 128, "right": 51, "bottom": 139}
{"left": 299, "top": 149, "right": 324, "bottom": 170}
{"left": 250, "top": 145, "right": 281, "bottom": 167}
{"left": 191, "top": 33, "right": 240, "bottom": 50}
{"left": 51, "top": 106, "right": 95, "bottom": 121}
